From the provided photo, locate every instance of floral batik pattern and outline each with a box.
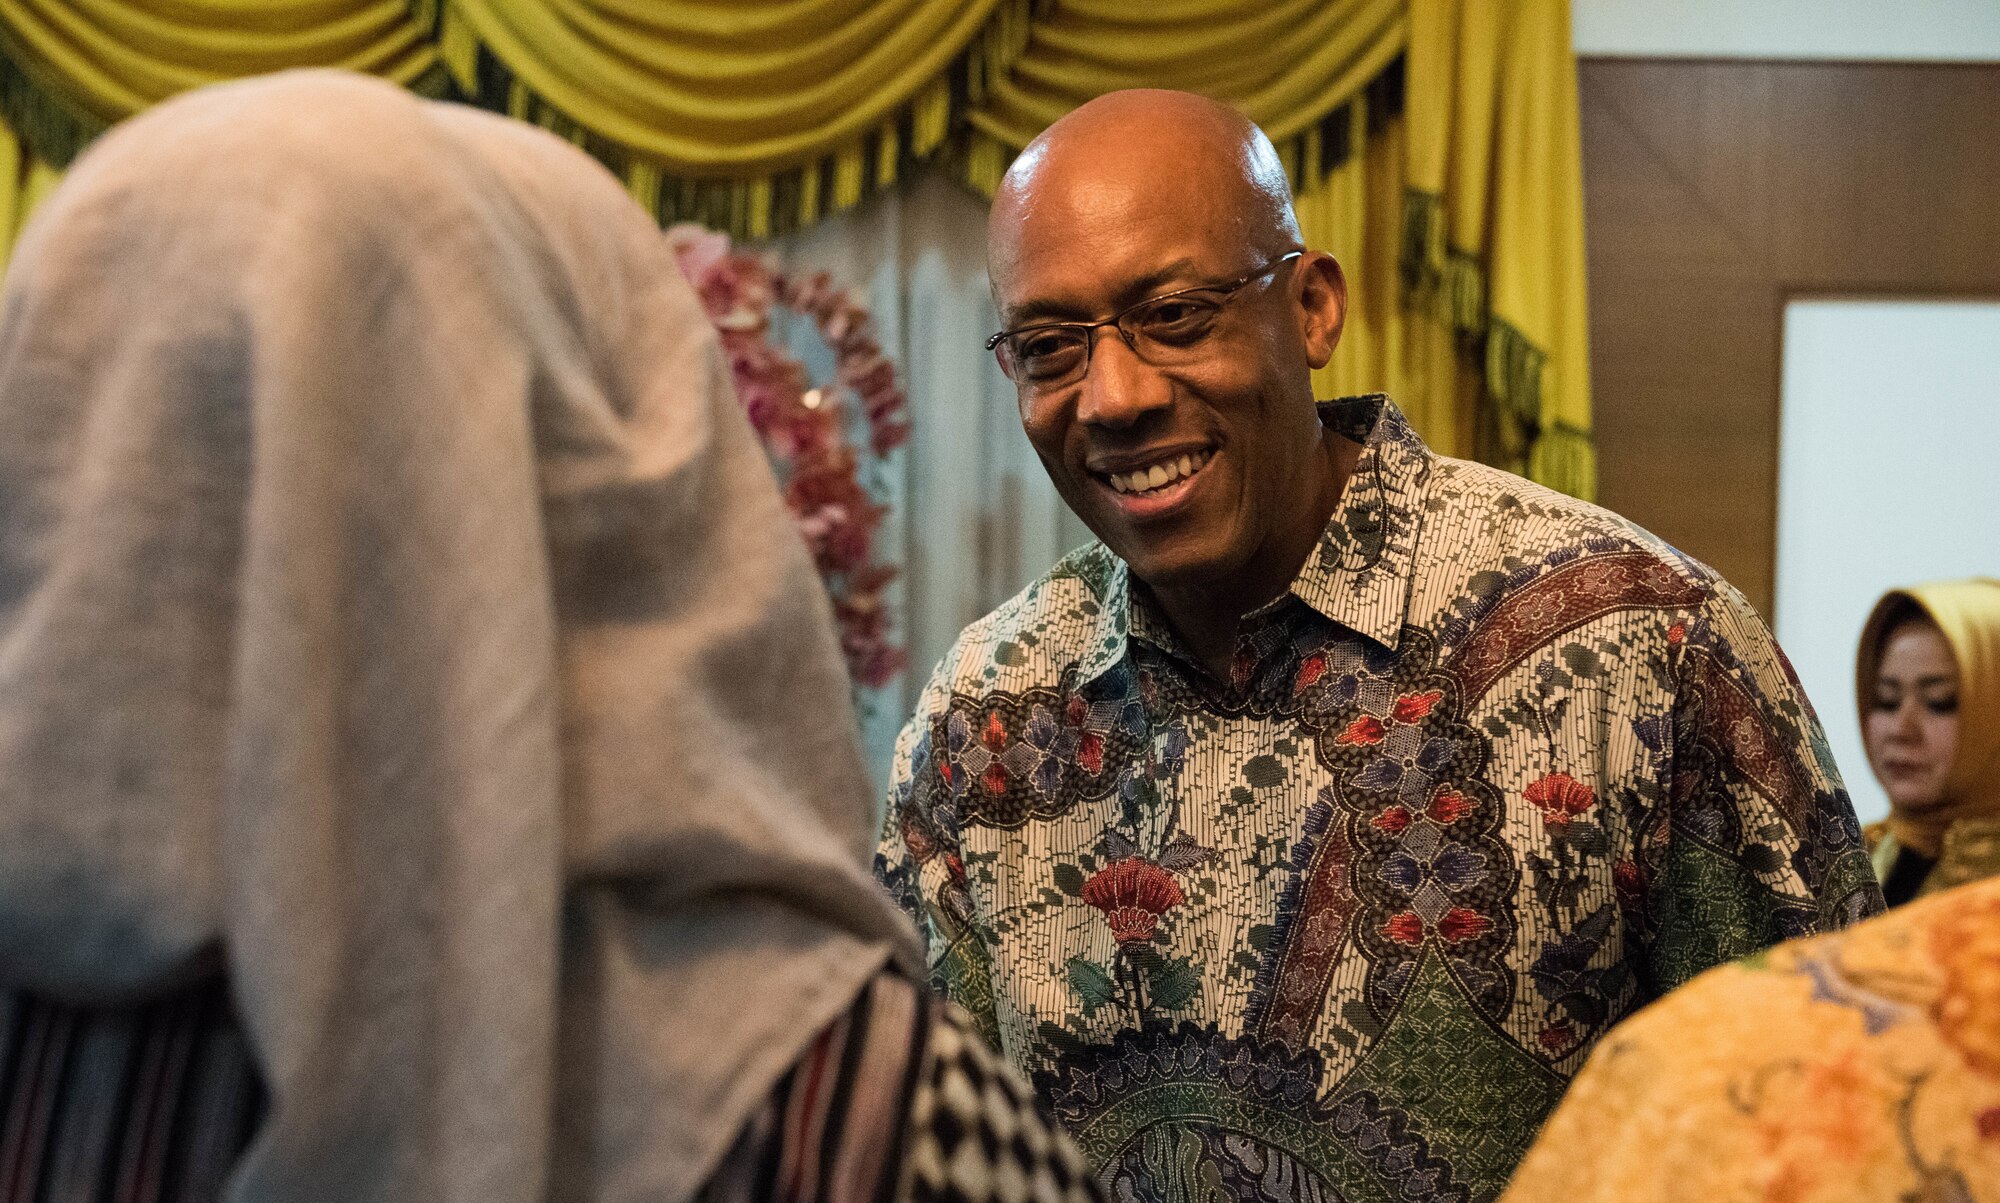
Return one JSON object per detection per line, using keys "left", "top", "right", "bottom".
{"left": 1500, "top": 876, "right": 2000, "bottom": 1203}
{"left": 876, "top": 395, "right": 1883, "bottom": 1203}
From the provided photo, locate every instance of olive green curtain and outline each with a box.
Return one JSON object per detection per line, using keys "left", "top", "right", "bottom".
{"left": 0, "top": 0, "right": 1593, "bottom": 497}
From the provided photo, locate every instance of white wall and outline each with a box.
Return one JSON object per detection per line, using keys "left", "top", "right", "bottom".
{"left": 1574, "top": 0, "right": 2000, "bottom": 61}
{"left": 1775, "top": 300, "right": 2000, "bottom": 825}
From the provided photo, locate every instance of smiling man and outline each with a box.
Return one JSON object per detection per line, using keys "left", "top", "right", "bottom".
{"left": 874, "top": 90, "right": 1882, "bottom": 1203}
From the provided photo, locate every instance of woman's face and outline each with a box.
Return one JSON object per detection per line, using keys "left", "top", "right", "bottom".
{"left": 1865, "top": 620, "right": 1961, "bottom": 814}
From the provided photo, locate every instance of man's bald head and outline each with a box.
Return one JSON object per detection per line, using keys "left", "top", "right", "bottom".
{"left": 988, "top": 90, "right": 1301, "bottom": 299}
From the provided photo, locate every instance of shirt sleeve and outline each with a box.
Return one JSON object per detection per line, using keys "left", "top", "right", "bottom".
{"left": 872, "top": 665, "right": 1004, "bottom": 1049}
{"left": 1638, "top": 578, "right": 1884, "bottom": 993}
{"left": 695, "top": 971, "right": 1104, "bottom": 1203}
{"left": 874, "top": 669, "right": 946, "bottom": 934}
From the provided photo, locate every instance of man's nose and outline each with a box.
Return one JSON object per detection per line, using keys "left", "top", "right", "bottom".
{"left": 1076, "top": 328, "right": 1171, "bottom": 428}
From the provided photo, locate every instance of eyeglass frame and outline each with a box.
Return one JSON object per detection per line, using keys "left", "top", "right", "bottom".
{"left": 984, "top": 250, "right": 1306, "bottom": 387}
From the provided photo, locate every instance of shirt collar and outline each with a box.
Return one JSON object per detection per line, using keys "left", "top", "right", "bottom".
{"left": 1072, "top": 394, "right": 1432, "bottom": 686}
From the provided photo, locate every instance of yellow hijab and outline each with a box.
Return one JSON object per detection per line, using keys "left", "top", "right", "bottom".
{"left": 1856, "top": 578, "right": 2000, "bottom": 858}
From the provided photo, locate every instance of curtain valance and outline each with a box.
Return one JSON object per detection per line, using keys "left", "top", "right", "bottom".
{"left": 0, "top": 0, "right": 1593, "bottom": 496}
{"left": 954, "top": 0, "right": 1404, "bottom": 193}
{"left": 0, "top": 0, "right": 442, "bottom": 163}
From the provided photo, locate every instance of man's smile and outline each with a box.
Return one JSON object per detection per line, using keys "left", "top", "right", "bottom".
{"left": 1088, "top": 445, "right": 1216, "bottom": 518}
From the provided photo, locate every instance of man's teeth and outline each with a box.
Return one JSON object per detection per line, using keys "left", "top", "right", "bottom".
{"left": 1108, "top": 450, "right": 1212, "bottom": 495}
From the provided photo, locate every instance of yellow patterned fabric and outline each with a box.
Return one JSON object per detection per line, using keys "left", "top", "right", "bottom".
{"left": 1500, "top": 876, "right": 2000, "bottom": 1202}
{"left": 0, "top": 0, "right": 1594, "bottom": 494}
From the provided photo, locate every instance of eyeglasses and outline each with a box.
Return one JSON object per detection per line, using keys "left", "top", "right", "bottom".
{"left": 985, "top": 251, "right": 1304, "bottom": 390}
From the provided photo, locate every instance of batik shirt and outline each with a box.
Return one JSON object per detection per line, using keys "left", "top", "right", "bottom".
{"left": 875, "top": 395, "right": 1884, "bottom": 1203}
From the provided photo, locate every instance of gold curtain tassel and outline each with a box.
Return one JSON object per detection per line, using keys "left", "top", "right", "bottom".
{"left": 1279, "top": 139, "right": 1302, "bottom": 190}
{"left": 439, "top": 12, "right": 479, "bottom": 93}
{"left": 964, "top": 132, "right": 1006, "bottom": 199}
{"left": 747, "top": 176, "right": 774, "bottom": 241}
{"left": 875, "top": 125, "right": 899, "bottom": 189}
{"left": 1484, "top": 317, "right": 1547, "bottom": 428}
{"left": 625, "top": 159, "right": 662, "bottom": 213}
{"left": 799, "top": 164, "right": 822, "bottom": 227}
{"left": 1443, "top": 248, "right": 1485, "bottom": 333}
{"left": 1399, "top": 187, "right": 1444, "bottom": 299}
{"left": 833, "top": 143, "right": 865, "bottom": 209}
{"left": 913, "top": 78, "right": 951, "bottom": 156}
{"left": 1529, "top": 424, "right": 1598, "bottom": 502}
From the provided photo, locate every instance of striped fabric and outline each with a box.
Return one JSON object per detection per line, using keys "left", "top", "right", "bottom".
{"left": 701, "top": 973, "right": 1103, "bottom": 1203}
{"left": 0, "top": 978, "right": 261, "bottom": 1203}
{"left": 0, "top": 970, "right": 1097, "bottom": 1203}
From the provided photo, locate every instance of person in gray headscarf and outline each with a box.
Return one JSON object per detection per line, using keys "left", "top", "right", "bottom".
{"left": 0, "top": 70, "right": 1099, "bottom": 1203}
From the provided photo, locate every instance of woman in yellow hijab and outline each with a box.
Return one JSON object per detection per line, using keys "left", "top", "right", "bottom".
{"left": 1857, "top": 579, "right": 2000, "bottom": 904}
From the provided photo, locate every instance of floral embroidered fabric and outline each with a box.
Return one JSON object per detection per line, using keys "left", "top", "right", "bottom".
{"left": 1499, "top": 876, "right": 2000, "bottom": 1202}
{"left": 876, "top": 395, "right": 1884, "bottom": 1203}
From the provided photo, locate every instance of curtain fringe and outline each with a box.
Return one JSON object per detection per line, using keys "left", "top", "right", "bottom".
{"left": 0, "top": 38, "right": 107, "bottom": 168}
{"left": 436, "top": 0, "right": 1038, "bottom": 243}
{"left": 1398, "top": 189, "right": 1487, "bottom": 336}
{"left": 1528, "top": 422, "right": 1597, "bottom": 504}
{"left": 1399, "top": 186, "right": 1443, "bottom": 298}
{"left": 1403, "top": 184, "right": 1595, "bottom": 501}
{"left": 1485, "top": 315, "right": 1544, "bottom": 429}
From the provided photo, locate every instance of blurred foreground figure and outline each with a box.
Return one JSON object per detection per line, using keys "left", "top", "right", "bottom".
{"left": 1500, "top": 876, "right": 2000, "bottom": 1200}
{"left": 0, "top": 72, "right": 1097, "bottom": 1203}
{"left": 876, "top": 89, "right": 1883, "bottom": 1201}
{"left": 1858, "top": 580, "right": 2000, "bottom": 904}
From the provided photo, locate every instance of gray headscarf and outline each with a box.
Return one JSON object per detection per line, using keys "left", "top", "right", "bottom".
{"left": 0, "top": 70, "right": 919, "bottom": 1203}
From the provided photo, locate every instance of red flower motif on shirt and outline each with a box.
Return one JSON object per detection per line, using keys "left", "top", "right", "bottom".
{"left": 1667, "top": 622, "right": 1686, "bottom": 646}
{"left": 1078, "top": 732, "right": 1105, "bottom": 775}
{"left": 982, "top": 711, "right": 1008, "bottom": 751}
{"left": 1081, "top": 857, "right": 1186, "bottom": 944}
{"left": 899, "top": 811, "right": 937, "bottom": 864}
{"left": 1539, "top": 1023, "right": 1577, "bottom": 1053}
{"left": 1524, "top": 772, "right": 1596, "bottom": 826}
{"left": 1613, "top": 858, "right": 1644, "bottom": 907}
{"left": 1294, "top": 653, "right": 1329, "bottom": 693}
{"left": 1382, "top": 907, "right": 1492, "bottom": 947}
{"left": 1373, "top": 805, "right": 1413, "bottom": 835}
{"left": 1438, "top": 907, "right": 1492, "bottom": 943}
{"left": 1426, "top": 788, "right": 1472, "bottom": 824}
{"left": 1384, "top": 912, "right": 1426, "bottom": 946}
{"left": 1337, "top": 715, "right": 1387, "bottom": 746}
{"left": 1391, "top": 690, "right": 1444, "bottom": 724}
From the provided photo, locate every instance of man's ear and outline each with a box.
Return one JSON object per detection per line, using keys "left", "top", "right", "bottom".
{"left": 1296, "top": 252, "right": 1347, "bottom": 369}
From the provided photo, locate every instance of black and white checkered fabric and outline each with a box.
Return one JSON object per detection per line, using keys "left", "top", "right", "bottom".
{"left": 902, "top": 1010, "right": 1103, "bottom": 1203}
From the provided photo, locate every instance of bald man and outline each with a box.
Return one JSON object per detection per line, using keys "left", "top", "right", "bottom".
{"left": 874, "top": 91, "right": 1881, "bottom": 1202}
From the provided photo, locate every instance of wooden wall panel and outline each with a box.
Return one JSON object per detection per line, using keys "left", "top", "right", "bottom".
{"left": 1579, "top": 59, "right": 2000, "bottom": 618}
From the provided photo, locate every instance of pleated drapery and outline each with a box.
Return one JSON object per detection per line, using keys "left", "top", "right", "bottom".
{"left": 0, "top": 0, "right": 1594, "bottom": 497}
